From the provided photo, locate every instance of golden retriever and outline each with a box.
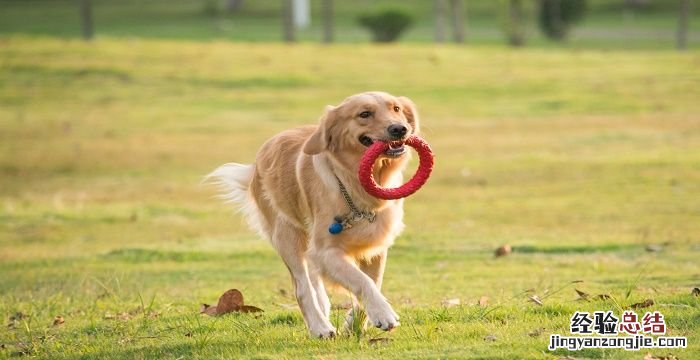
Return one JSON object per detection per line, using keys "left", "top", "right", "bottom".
{"left": 207, "top": 91, "right": 419, "bottom": 338}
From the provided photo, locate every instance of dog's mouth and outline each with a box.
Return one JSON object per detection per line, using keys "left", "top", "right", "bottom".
{"left": 359, "top": 135, "right": 406, "bottom": 158}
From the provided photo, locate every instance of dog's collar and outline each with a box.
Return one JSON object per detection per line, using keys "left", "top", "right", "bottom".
{"left": 328, "top": 174, "right": 376, "bottom": 235}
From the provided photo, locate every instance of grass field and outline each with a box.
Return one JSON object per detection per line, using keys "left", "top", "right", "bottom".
{"left": 1, "top": 36, "right": 699, "bottom": 359}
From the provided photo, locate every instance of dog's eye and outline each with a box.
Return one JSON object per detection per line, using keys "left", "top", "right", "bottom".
{"left": 393, "top": 106, "right": 400, "bottom": 112}
{"left": 359, "top": 111, "right": 372, "bottom": 119}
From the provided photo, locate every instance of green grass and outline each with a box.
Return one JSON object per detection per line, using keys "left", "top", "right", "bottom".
{"left": 1, "top": 36, "right": 699, "bottom": 359}
{"left": 0, "top": 0, "right": 698, "bottom": 49}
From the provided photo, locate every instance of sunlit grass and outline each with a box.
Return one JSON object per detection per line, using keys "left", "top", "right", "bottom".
{"left": 0, "top": 36, "right": 699, "bottom": 359}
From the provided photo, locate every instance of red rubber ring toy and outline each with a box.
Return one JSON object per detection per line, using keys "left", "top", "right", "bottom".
{"left": 359, "top": 135, "right": 434, "bottom": 200}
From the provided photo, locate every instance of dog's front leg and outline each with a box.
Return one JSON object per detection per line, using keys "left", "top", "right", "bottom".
{"left": 344, "top": 250, "right": 388, "bottom": 331}
{"left": 314, "top": 247, "right": 399, "bottom": 331}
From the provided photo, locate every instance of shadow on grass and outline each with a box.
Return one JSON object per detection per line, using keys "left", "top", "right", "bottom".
{"left": 513, "top": 243, "right": 640, "bottom": 254}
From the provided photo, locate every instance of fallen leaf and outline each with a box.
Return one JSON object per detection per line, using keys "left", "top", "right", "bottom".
{"left": 52, "top": 316, "right": 64, "bottom": 327}
{"left": 478, "top": 296, "right": 489, "bottom": 306}
{"left": 199, "top": 304, "right": 217, "bottom": 316}
{"left": 575, "top": 289, "right": 590, "bottom": 301}
{"left": 484, "top": 334, "right": 497, "bottom": 341}
{"left": 215, "top": 289, "right": 244, "bottom": 313}
{"left": 571, "top": 280, "right": 584, "bottom": 284}
{"left": 631, "top": 299, "right": 655, "bottom": 309}
{"left": 692, "top": 287, "right": 700, "bottom": 296}
{"left": 442, "top": 298, "right": 460, "bottom": 307}
{"left": 495, "top": 244, "right": 511, "bottom": 257}
{"left": 594, "top": 294, "right": 611, "bottom": 301}
{"left": 201, "top": 289, "right": 264, "bottom": 316}
{"left": 240, "top": 305, "right": 263, "bottom": 313}
{"left": 368, "top": 337, "right": 392, "bottom": 346}
{"left": 645, "top": 244, "right": 663, "bottom": 252}
{"left": 528, "top": 327, "right": 545, "bottom": 337}
{"left": 528, "top": 295, "right": 543, "bottom": 306}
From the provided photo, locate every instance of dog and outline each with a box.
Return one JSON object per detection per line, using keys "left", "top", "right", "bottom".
{"left": 207, "top": 91, "right": 420, "bottom": 338}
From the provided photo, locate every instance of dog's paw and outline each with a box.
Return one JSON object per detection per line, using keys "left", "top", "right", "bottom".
{"left": 309, "top": 323, "right": 337, "bottom": 339}
{"left": 365, "top": 300, "right": 400, "bottom": 331}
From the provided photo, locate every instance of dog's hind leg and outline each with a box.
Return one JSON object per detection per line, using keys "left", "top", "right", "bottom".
{"left": 308, "top": 265, "right": 331, "bottom": 319}
{"left": 272, "top": 220, "right": 336, "bottom": 338}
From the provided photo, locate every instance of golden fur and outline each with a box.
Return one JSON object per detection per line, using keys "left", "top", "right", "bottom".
{"left": 208, "top": 91, "right": 420, "bottom": 337}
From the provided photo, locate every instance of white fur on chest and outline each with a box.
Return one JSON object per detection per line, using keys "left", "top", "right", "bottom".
{"left": 338, "top": 202, "right": 405, "bottom": 259}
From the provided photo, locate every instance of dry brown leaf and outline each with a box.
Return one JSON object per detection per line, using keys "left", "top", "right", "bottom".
{"left": 528, "top": 295, "right": 543, "bottom": 306}
{"left": 595, "top": 294, "right": 611, "bottom": 300}
{"left": 368, "top": 337, "right": 392, "bottom": 346}
{"left": 199, "top": 303, "right": 218, "bottom": 316}
{"left": 571, "top": 280, "right": 584, "bottom": 284}
{"left": 52, "top": 316, "right": 64, "bottom": 327}
{"left": 240, "top": 305, "right": 264, "bottom": 313}
{"left": 631, "top": 299, "right": 655, "bottom": 309}
{"left": 575, "top": 289, "right": 590, "bottom": 301}
{"left": 692, "top": 287, "right": 700, "bottom": 296}
{"left": 201, "top": 288, "right": 264, "bottom": 316}
{"left": 645, "top": 244, "right": 663, "bottom": 252}
{"left": 442, "top": 298, "right": 460, "bottom": 307}
{"left": 494, "top": 244, "right": 512, "bottom": 257}
{"left": 528, "top": 327, "right": 545, "bottom": 337}
{"left": 215, "top": 289, "right": 244, "bottom": 313}
{"left": 484, "top": 334, "right": 497, "bottom": 342}
{"left": 478, "top": 296, "right": 489, "bottom": 306}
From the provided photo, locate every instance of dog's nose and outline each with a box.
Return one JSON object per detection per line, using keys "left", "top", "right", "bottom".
{"left": 387, "top": 124, "right": 408, "bottom": 140}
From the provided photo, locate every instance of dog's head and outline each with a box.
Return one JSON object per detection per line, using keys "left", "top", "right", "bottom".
{"left": 303, "top": 91, "right": 420, "bottom": 160}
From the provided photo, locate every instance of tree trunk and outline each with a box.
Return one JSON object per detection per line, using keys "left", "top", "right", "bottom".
{"left": 80, "top": 0, "right": 93, "bottom": 41}
{"left": 322, "top": 0, "right": 333, "bottom": 43}
{"left": 550, "top": 0, "right": 564, "bottom": 39}
{"left": 282, "top": 0, "right": 295, "bottom": 42}
{"left": 508, "top": 0, "right": 525, "bottom": 46}
{"left": 449, "top": 0, "right": 465, "bottom": 43}
{"left": 677, "top": 0, "right": 690, "bottom": 50}
{"left": 435, "top": 0, "right": 446, "bottom": 43}
{"left": 225, "top": 0, "right": 244, "bottom": 12}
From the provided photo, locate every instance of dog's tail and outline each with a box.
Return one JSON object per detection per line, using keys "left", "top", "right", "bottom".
{"left": 204, "top": 163, "right": 253, "bottom": 205}
{"left": 204, "top": 163, "right": 266, "bottom": 237}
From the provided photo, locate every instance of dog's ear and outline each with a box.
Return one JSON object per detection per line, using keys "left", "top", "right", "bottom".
{"left": 398, "top": 96, "right": 420, "bottom": 134}
{"left": 303, "top": 105, "right": 337, "bottom": 155}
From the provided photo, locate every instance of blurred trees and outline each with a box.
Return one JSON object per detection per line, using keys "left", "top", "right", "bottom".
{"left": 507, "top": 0, "right": 526, "bottom": 46}
{"left": 538, "top": 0, "right": 587, "bottom": 40}
{"left": 322, "top": 0, "right": 333, "bottom": 43}
{"left": 677, "top": 0, "right": 690, "bottom": 50}
{"left": 80, "top": 0, "right": 93, "bottom": 40}
{"left": 282, "top": 0, "right": 295, "bottom": 42}
{"left": 358, "top": 8, "right": 414, "bottom": 43}
{"left": 449, "top": 0, "right": 466, "bottom": 43}
{"left": 225, "top": 0, "right": 244, "bottom": 12}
